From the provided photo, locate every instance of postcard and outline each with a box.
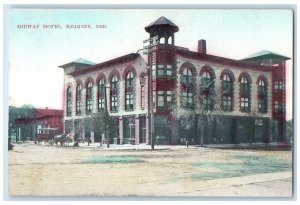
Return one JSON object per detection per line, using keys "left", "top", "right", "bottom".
{"left": 6, "top": 7, "right": 294, "bottom": 198}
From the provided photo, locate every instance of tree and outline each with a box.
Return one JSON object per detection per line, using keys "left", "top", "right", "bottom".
{"left": 9, "top": 104, "right": 35, "bottom": 141}
{"left": 174, "top": 73, "right": 225, "bottom": 147}
{"left": 91, "top": 111, "right": 118, "bottom": 148}
{"left": 285, "top": 119, "right": 293, "bottom": 144}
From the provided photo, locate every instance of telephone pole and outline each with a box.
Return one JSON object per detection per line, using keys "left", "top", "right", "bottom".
{"left": 143, "top": 36, "right": 158, "bottom": 150}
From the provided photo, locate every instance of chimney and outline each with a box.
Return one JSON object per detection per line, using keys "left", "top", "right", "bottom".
{"left": 198, "top": 39, "right": 206, "bottom": 54}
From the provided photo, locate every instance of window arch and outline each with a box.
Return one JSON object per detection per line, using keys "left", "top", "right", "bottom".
{"left": 111, "top": 75, "right": 118, "bottom": 89}
{"left": 76, "top": 84, "right": 82, "bottom": 115}
{"left": 125, "top": 71, "right": 135, "bottom": 111}
{"left": 202, "top": 71, "right": 211, "bottom": 79}
{"left": 110, "top": 75, "right": 119, "bottom": 112}
{"left": 126, "top": 71, "right": 134, "bottom": 87}
{"left": 86, "top": 81, "right": 93, "bottom": 114}
{"left": 97, "top": 79, "right": 105, "bottom": 112}
{"left": 66, "top": 86, "right": 72, "bottom": 116}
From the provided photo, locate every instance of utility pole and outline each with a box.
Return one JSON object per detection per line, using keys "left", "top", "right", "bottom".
{"left": 143, "top": 36, "right": 158, "bottom": 150}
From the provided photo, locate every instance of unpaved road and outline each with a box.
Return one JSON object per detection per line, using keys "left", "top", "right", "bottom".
{"left": 8, "top": 143, "right": 293, "bottom": 197}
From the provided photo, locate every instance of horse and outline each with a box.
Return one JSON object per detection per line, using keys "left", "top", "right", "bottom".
{"left": 54, "top": 134, "right": 67, "bottom": 146}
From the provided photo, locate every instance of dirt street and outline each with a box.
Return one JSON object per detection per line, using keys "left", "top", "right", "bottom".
{"left": 8, "top": 143, "right": 293, "bottom": 197}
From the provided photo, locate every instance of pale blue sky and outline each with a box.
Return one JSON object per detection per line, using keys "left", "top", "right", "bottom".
{"left": 8, "top": 9, "right": 293, "bottom": 118}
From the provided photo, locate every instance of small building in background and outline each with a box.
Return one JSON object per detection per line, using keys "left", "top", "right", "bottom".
{"left": 14, "top": 108, "right": 63, "bottom": 142}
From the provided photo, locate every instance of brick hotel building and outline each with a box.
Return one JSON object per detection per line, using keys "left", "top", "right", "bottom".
{"left": 59, "top": 16, "right": 290, "bottom": 145}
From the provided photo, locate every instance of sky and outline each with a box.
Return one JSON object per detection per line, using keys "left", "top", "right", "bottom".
{"left": 7, "top": 9, "right": 293, "bottom": 119}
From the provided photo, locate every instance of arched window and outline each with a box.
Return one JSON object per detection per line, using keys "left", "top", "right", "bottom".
{"left": 159, "top": 37, "right": 165, "bottom": 44}
{"left": 182, "top": 68, "right": 193, "bottom": 84}
{"left": 76, "top": 84, "right": 82, "bottom": 115}
{"left": 126, "top": 71, "right": 134, "bottom": 87}
{"left": 200, "top": 70, "right": 215, "bottom": 111}
{"left": 239, "top": 75, "right": 251, "bottom": 112}
{"left": 202, "top": 71, "right": 211, "bottom": 79}
{"left": 241, "top": 76, "right": 248, "bottom": 84}
{"left": 182, "top": 67, "right": 194, "bottom": 108}
{"left": 125, "top": 71, "right": 135, "bottom": 111}
{"left": 86, "top": 81, "right": 93, "bottom": 114}
{"left": 66, "top": 87, "right": 72, "bottom": 116}
{"left": 111, "top": 76, "right": 118, "bottom": 89}
{"left": 222, "top": 74, "right": 233, "bottom": 111}
{"left": 182, "top": 90, "right": 193, "bottom": 108}
{"left": 110, "top": 75, "right": 119, "bottom": 112}
{"left": 258, "top": 78, "right": 268, "bottom": 113}
{"left": 98, "top": 79, "right": 105, "bottom": 112}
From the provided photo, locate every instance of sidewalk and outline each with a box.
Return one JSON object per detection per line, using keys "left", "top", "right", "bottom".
{"left": 13, "top": 140, "right": 292, "bottom": 151}
{"left": 64, "top": 141, "right": 292, "bottom": 151}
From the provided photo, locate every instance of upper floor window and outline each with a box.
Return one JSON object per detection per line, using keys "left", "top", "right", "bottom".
{"left": 240, "top": 97, "right": 250, "bottom": 112}
{"left": 141, "top": 85, "right": 145, "bottom": 109}
{"left": 98, "top": 98, "right": 105, "bottom": 111}
{"left": 157, "top": 91, "right": 164, "bottom": 107}
{"left": 86, "top": 81, "right": 93, "bottom": 114}
{"left": 201, "top": 95, "right": 214, "bottom": 112}
{"left": 182, "top": 68, "right": 193, "bottom": 85}
{"left": 222, "top": 96, "right": 232, "bottom": 112}
{"left": 201, "top": 70, "right": 214, "bottom": 90}
{"left": 97, "top": 79, "right": 105, "bottom": 112}
{"left": 240, "top": 76, "right": 251, "bottom": 97}
{"left": 157, "top": 65, "right": 173, "bottom": 77}
{"left": 157, "top": 91, "right": 173, "bottom": 108}
{"left": 110, "top": 75, "right": 119, "bottom": 112}
{"left": 222, "top": 74, "right": 233, "bottom": 95}
{"left": 111, "top": 96, "right": 118, "bottom": 111}
{"left": 125, "top": 71, "right": 135, "bottom": 111}
{"left": 202, "top": 71, "right": 211, "bottom": 79}
{"left": 182, "top": 90, "right": 193, "bottom": 108}
{"left": 274, "top": 101, "right": 285, "bottom": 114}
{"left": 66, "top": 87, "right": 72, "bottom": 116}
{"left": 258, "top": 79, "right": 266, "bottom": 93}
{"left": 274, "top": 81, "right": 284, "bottom": 91}
{"left": 76, "top": 84, "right": 82, "bottom": 115}
{"left": 98, "top": 79, "right": 105, "bottom": 93}
{"left": 126, "top": 71, "right": 134, "bottom": 87}
{"left": 258, "top": 78, "right": 268, "bottom": 113}
{"left": 111, "top": 75, "right": 118, "bottom": 89}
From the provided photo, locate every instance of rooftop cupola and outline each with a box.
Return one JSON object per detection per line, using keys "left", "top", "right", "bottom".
{"left": 145, "top": 16, "right": 179, "bottom": 45}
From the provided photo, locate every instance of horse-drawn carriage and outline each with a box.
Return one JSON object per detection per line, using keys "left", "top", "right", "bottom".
{"left": 36, "top": 128, "right": 74, "bottom": 146}
{"left": 36, "top": 128, "right": 61, "bottom": 145}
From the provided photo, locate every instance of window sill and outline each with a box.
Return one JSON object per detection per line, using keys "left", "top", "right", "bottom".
{"left": 125, "top": 109, "right": 134, "bottom": 112}
{"left": 222, "top": 110, "right": 233, "bottom": 112}
{"left": 240, "top": 111, "right": 251, "bottom": 113}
